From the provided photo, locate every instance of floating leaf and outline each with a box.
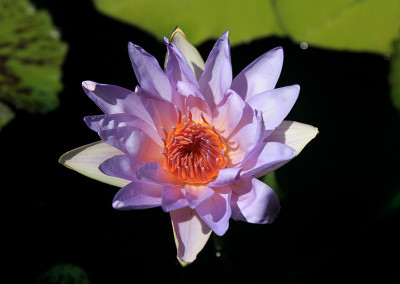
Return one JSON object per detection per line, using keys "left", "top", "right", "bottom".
{"left": 0, "top": 101, "right": 14, "bottom": 131}
{"left": 275, "top": 0, "right": 400, "bottom": 54}
{"left": 93, "top": 0, "right": 400, "bottom": 54}
{"left": 93, "top": 0, "right": 284, "bottom": 46}
{"left": 389, "top": 34, "right": 400, "bottom": 111}
{"left": 0, "top": 0, "right": 68, "bottom": 114}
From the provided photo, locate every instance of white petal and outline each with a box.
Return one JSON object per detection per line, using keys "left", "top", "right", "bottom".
{"left": 170, "top": 207, "right": 212, "bottom": 266}
{"left": 254, "top": 121, "right": 318, "bottom": 178}
{"left": 265, "top": 120, "right": 318, "bottom": 155}
{"left": 170, "top": 27, "right": 205, "bottom": 80}
{"left": 59, "top": 141, "right": 130, "bottom": 187}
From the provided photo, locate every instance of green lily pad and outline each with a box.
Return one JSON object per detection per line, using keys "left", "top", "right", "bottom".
{"left": 93, "top": 0, "right": 284, "bottom": 46}
{"left": 275, "top": 0, "right": 400, "bottom": 54}
{"left": 0, "top": 0, "right": 68, "bottom": 114}
{"left": 94, "top": 0, "right": 400, "bottom": 54}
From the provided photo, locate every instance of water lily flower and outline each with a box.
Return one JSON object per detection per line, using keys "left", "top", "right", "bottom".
{"left": 59, "top": 27, "right": 318, "bottom": 265}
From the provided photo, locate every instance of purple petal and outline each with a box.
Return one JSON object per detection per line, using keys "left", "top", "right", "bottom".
{"left": 212, "top": 89, "right": 246, "bottom": 138}
{"left": 112, "top": 182, "right": 163, "bottom": 210}
{"left": 165, "top": 38, "right": 198, "bottom": 88}
{"left": 135, "top": 86, "right": 178, "bottom": 134}
{"left": 228, "top": 121, "right": 257, "bottom": 166}
{"left": 170, "top": 207, "right": 212, "bottom": 265}
{"left": 170, "top": 27, "right": 205, "bottom": 80}
{"left": 181, "top": 185, "right": 215, "bottom": 209}
{"left": 196, "top": 186, "right": 232, "bottom": 236}
{"left": 84, "top": 113, "right": 160, "bottom": 144}
{"left": 207, "top": 167, "right": 242, "bottom": 188}
{"left": 241, "top": 142, "right": 296, "bottom": 177}
{"left": 176, "top": 81, "right": 212, "bottom": 121}
{"left": 99, "top": 126, "right": 163, "bottom": 163}
{"left": 161, "top": 186, "right": 189, "bottom": 212}
{"left": 82, "top": 81, "right": 136, "bottom": 115}
{"left": 229, "top": 110, "right": 265, "bottom": 166}
{"left": 231, "top": 47, "right": 283, "bottom": 101}
{"left": 198, "top": 31, "right": 232, "bottom": 109}
{"left": 136, "top": 162, "right": 180, "bottom": 185}
{"left": 99, "top": 154, "right": 142, "bottom": 182}
{"left": 165, "top": 38, "right": 200, "bottom": 112}
{"left": 246, "top": 85, "right": 300, "bottom": 130}
{"left": 82, "top": 81, "right": 175, "bottom": 133}
{"left": 230, "top": 178, "right": 280, "bottom": 224}
{"left": 128, "top": 42, "right": 172, "bottom": 100}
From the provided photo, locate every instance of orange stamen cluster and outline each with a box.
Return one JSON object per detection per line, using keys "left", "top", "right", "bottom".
{"left": 161, "top": 108, "right": 227, "bottom": 184}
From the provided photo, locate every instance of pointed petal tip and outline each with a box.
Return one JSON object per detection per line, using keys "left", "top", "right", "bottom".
{"left": 127, "top": 41, "right": 141, "bottom": 51}
{"left": 313, "top": 126, "right": 319, "bottom": 137}
{"left": 289, "top": 84, "right": 301, "bottom": 95}
{"left": 82, "top": 80, "right": 96, "bottom": 91}
{"left": 170, "top": 26, "right": 186, "bottom": 40}
{"left": 177, "top": 257, "right": 192, "bottom": 267}
{"left": 163, "top": 36, "right": 170, "bottom": 45}
{"left": 112, "top": 200, "right": 126, "bottom": 209}
{"left": 270, "top": 46, "right": 284, "bottom": 57}
{"left": 58, "top": 152, "right": 69, "bottom": 166}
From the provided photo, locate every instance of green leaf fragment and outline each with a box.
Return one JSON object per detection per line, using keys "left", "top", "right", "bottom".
{"left": 36, "top": 264, "right": 91, "bottom": 284}
{"left": 94, "top": 0, "right": 400, "bottom": 55}
{"left": 260, "top": 171, "right": 283, "bottom": 199}
{"left": 93, "top": 0, "right": 284, "bottom": 46}
{"left": 389, "top": 34, "right": 400, "bottom": 111}
{"left": 0, "top": 101, "right": 15, "bottom": 131}
{"left": 274, "top": 0, "right": 400, "bottom": 54}
{"left": 0, "top": 0, "right": 68, "bottom": 114}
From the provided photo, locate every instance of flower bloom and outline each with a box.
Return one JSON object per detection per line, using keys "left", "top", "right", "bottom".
{"left": 60, "top": 27, "right": 318, "bottom": 265}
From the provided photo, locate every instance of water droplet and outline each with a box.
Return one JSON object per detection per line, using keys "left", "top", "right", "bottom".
{"left": 300, "top": 42, "right": 309, "bottom": 50}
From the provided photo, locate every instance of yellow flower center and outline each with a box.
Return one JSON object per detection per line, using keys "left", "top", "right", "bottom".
{"left": 161, "top": 109, "right": 226, "bottom": 184}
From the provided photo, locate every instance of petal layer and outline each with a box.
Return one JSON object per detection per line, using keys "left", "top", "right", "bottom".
{"left": 246, "top": 85, "right": 300, "bottom": 130}
{"left": 136, "top": 162, "right": 180, "bottom": 185}
{"left": 112, "top": 182, "right": 163, "bottom": 210}
{"left": 207, "top": 167, "right": 242, "bottom": 188}
{"left": 170, "top": 27, "right": 205, "bottom": 80}
{"left": 230, "top": 178, "right": 280, "bottom": 224}
{"left": 182, "top": 185, "right": 215, "bottom": 209}
{"left": 212, "top": 89, "right": 246, "bottom": 138}
{"left": 196, "top": 186, "right": 232, "bottom": 236}
{"left": 241, "top": 142, "right": 296, "bottom": 177}
{"left": 162, "top": 186, "right": 189, "bottom": 212}
{"left": 84, "top": 113, "right": 160, "bottom": 144}
{"left": 99, "top": 155, "right": 142, "bottom": 182}
{"left": 99, "top": 126, "right": 162, "bottom": 163}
